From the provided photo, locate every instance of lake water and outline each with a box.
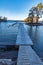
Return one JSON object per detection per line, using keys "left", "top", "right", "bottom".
{"left": 0, "top": 21, "right": 43, "bottom": 60}
{"left": 0, "top": 21, "right": 18, "bottom": 45}
{"left": 26, "top": 25, "right": 43, "bottom": 60}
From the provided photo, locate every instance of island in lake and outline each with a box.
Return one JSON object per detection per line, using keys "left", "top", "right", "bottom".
{"left": 24, "top": 3, "right": 43, "bottom": 26}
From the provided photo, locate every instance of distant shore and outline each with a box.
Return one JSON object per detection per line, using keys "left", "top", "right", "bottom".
{"left": 26, "top": 22, "right": 43, "bottom": 26}
{"left": 0, "top": 17, "right": 7, "bottom": 22}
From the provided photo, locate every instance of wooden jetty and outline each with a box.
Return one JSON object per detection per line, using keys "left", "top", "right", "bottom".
{"left": 16, "top": 22, "right": 42, "bottom": 65}
{"left": 16, "top": 23, "right": 33, "bottom": 45}
{"left": 17, "top": 46, "right": 42, "bottom": 65}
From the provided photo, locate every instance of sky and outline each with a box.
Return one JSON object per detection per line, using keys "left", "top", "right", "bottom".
{"left": 0, "top": 0, "right": 43, "bottom": 20}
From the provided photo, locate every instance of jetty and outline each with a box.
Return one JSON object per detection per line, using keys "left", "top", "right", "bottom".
{"left": 16, "top": 22, "right": 43, "bottom": 65}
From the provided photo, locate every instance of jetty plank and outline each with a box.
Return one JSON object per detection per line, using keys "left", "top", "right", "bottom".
{"left": 16, "top": 23, "right": 33, "bottom": 45}
{"left": 17, "top": 46, "right": 42, "bottom": 65}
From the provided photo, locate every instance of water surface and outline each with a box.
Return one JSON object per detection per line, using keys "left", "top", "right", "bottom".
{"left": 0, "top": 21, "right": 18, "bottom": 45}
{"left": 0, "top": 21, "right": 43, "bottom": 60}
{"left": 26, "top": 25, "right": 43, "bottom": 60}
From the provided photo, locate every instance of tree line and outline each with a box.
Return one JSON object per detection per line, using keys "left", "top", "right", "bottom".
{"left": 0, "top": 16, "right": 7, "bottom": 21}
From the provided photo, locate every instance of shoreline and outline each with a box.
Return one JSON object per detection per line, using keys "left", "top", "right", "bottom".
{"left": 26, "top": 23, "right": 43, "bottom": 26}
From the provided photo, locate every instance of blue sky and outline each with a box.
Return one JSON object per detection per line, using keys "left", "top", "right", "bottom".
{"left": 0, "top": 0, "right": 43, "bottom": 20}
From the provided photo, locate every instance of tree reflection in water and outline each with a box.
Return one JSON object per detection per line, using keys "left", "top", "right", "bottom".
{"left": 28, "top": 26, "right": 39, "bottom": 45}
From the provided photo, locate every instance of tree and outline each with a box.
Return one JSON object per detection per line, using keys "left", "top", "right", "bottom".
{"left": 29, "top": 8, "right": 34, "bottom": 23}
{"left": 29, "top": 3, "right": 43, "bottom": 23}
{"left": 0, "top": 16, "right": 2, "bottom": 20}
